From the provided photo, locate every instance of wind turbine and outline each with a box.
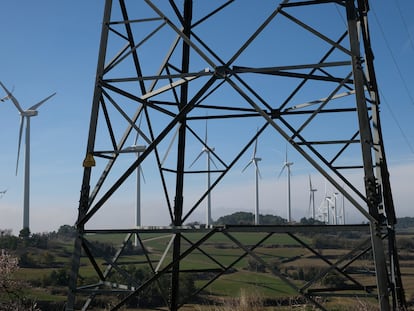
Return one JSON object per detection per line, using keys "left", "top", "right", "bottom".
{"left": 278, "top": 146, "right": 294, "bottom": 223}
{"left": 308, "top": 175, "right": 317, "bottom": 219}
{"left": 124, "top": 141, "right": 146, "bottom": 246}
{"left": 333, "top": 191, "right": 345, "bottom": 225}
{"left": 189, "top": 120, "right": 217, "bottom": 227}
{"left": 0, "top": 82, "right": 56, "bottom": 231}
{"left": 326, "top": 194, "right": 338, "bottom": 225}
{"left": 242, "top": 136, "right": 262, "bottom": 225}
{"left": 121, "top": 114, "right": 146, "bottom": 246}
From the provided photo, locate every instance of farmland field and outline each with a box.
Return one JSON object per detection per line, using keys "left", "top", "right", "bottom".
{"left": 2, "top": 226, "right": 414, "bottom": 310}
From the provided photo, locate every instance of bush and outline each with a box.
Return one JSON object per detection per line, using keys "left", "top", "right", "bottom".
{"left": 0, "top": 234, "right": 19, "bottom": 250}
{"left": 42, "top": 268, "right": 70, "bottom": 287}
{"left": 397, "top": 237, "right": 414, "bottom": 250}
{"left": 246, "top": 258, "right": 266, "bottom": 273}
{"left": 107, "top": 266, "right": 196, "bottom": 308}
{"left": 19, "top": 252, "right": 36, "bottom": 268}
{"left": 322, "top": 272, "right": 346, "bottom": 288}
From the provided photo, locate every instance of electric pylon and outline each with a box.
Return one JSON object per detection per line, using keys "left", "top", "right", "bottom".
{"left": 66, "top": 1, "right": 406, "bottom": 310}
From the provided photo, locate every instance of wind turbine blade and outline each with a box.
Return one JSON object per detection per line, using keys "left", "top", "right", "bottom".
{"left": 161, "top": 124, "right": 180, "bottom": 166}
{"left": 253, "top": 137, "right": 258, "bottom": 158}
{"left": 134, "top": 132, "right": 139, "bottom": 146}
{"left": 28, "top": 92, "right": 56, "bottom": 111}
{"left": 309, "top": 192, "right": 312, "bottom": 215}
{"left": 242, "top": 160, "right": 253, "bottom": 173}
{"left": 16, "top": 116, "right": 24, "bottom": 176}
{"left": 277, "top": 164, "right": 286, "bottom": 179}
{"left": 0, "top": 82, "right": 24, "bottom": 113}
{"left": 284, "top": 91, "right": 355, "bottom": 111}
{"left": 309, "top": 174, "right": 313, "bottom": 190}
{"left": 209, "top": 156, "right": 219, "bottom": 170}
{"left": 189, "top": 151, "right": 204, "bottom": 168}
{"left": 139, "top": 166, "right": 146, "bottom": 184}
{"left": 0, "top": 88, "right": 11, "bottom": 101}
{"left": 284, "top": 144, "right": 288, "bottom": 163}
{"left": 134, "top": 113, "right": 144, "bottom": 145}
{"left": 255, "top": 162, "right": 262, "bottom": 179}
{"left": 204, "top": 119, "right": 208, "bottom": 144}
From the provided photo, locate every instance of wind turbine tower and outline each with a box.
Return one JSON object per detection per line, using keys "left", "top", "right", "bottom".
{"left": 326, "top": 194, "right": 338, "bottom": 225}
{"left": 318, "top": 180, "right": 330, "bottom": 224}
{"left": 122, "top": 140, "right": 146, "bottom": 246}
{"left": 242, "top": 136, "right": 262, "bottom": 225}
{"left": 189, "top": 120, "right": 217, "bottom": 227}
{"left": 0, "top": 82, "right": 55, "bottom": 232}
{"left": 335, "top": 191, "right": 346, "bottom": 225}
{"left": 308, "top": 175, "right": 317, "bottom": 219}
{"left": 278, "top": 148, "right": 293, "bottom": 222}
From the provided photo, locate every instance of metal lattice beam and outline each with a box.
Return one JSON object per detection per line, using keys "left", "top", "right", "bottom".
{"left": 66, "top": 1, "right": 406, "bottom": 310}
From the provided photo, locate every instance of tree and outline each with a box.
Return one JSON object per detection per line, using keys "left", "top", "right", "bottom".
{"left": 246, "top": 258, "right": 266, "bottom": 273}
{"left": 299, "top": 217, "right": 325, "bottom": 225}
{"left": 214, "top": 211, "right": 287, "bottom": 225}
{"left": 0, "top": 251, "right": 40, "bottom": 310}
{"left": 57, "top": 224, "right": 76, "bottom": 239}
{"left": 19, "top": 227, "right": 31, "bottom": 239}
{"left": 40, "top": 251, "right": 55, "bottom": 266}
{"left": 0, "top": 251, "right": 19, "bottom": 296}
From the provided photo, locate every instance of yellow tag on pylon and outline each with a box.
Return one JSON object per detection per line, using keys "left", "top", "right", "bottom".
{"left": 83, "top": 153, "right": 96, "bottom": 167}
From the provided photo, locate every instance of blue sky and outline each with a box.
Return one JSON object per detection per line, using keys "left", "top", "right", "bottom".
{"left": 0, "top": 1, "right": 413, "bottom": 235}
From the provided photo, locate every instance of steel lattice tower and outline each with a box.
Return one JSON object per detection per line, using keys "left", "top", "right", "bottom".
{"left": 66, "top": 1, "right": 407, "bottom": 310}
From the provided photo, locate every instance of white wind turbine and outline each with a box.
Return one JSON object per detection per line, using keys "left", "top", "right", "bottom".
{"left": 332, "top": 191, "right": 346, "bottom": 225}
{"left": 319, "top": 180, "right": 332, "bottom": 224}
{"left": 242, "top": 136, "right": 262, "bottom": 225}
{"left": 317, "top": 197, "right": 328, "bottom": 224}
{"left": 308, "top": 175, "right": 317, "bottom": 220}
{"left": 124, "top": 142, "right": 146, "bottom": 246}
{"left": 326, "top": 194, "right": 338, "bottom": 225}
{"left": 0, "top": 82, "right": 56, "bottom": 231}
{"left": 278, "top": 146, "right": 294, "bottom": 223}
{"left": 339, "top": 191, "right": 346, "bottom": 224}
{"left": 189, "top": 120, "right": 217, "bottom": 227}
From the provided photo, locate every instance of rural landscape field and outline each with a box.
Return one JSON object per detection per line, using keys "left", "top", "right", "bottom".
{"left": 2, "top": 214, "right": 414, "bottom": 310}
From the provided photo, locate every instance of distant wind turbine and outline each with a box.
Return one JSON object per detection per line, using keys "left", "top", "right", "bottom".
{"left": 326, "top": 195, "right": 338, "bottom": 225}
{"left": 121, "top": 114, "right": 146, "bottom": 246}
{"left": 340, "top": 191, "right": 346, "bottom": 225}
{"left": 189, "top": 120, "right": 217, "bottom": 227}
{"left": 125, "top": 142, "right": 146, "bottom": 246}
{"left": 318, "top": 179, "right": 331, "bottom": 224}
{"left": 0, "top": 81, "right": 56, "bottom": 231}
{"left": 278, "top": 146, "right": 293, "bottom": 223}
{"left": 308, "top": 175, "right": 317, "bottom": 219}
{"left": 242, "top": 135, "right": 262, "bottom": 225}
{"left": 332, "top": 191, "right": 345, "bottom": 225}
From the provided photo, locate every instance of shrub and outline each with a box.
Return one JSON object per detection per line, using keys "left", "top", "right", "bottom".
{"left": 246, "top": 258, "right": 266, "bottom": 273}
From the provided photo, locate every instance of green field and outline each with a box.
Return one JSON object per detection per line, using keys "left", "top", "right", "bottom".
{"left": 3, "top": 228, "right": 414, "bottom": 310}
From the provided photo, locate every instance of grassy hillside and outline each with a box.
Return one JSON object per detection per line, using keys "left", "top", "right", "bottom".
{"left": 1, "top": 220, "right": 414, "bottom": 310}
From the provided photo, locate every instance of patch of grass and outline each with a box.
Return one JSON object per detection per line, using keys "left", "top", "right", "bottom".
{"left": 200, "top": 271, "right": 297, "bottom": 298}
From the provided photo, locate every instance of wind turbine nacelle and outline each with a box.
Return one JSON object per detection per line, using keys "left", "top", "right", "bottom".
{"left": 22, "top": 110, "right": 39, "bottom": 117}
{"left": 202, "top": 146, "right": 214, "bottom": 152}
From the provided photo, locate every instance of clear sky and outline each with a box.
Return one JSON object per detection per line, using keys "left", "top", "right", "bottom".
{"left": 0, "top": 1, "right": 413, "bottom": 235}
